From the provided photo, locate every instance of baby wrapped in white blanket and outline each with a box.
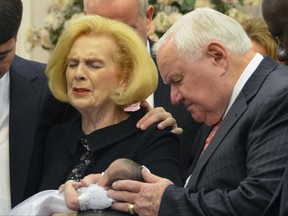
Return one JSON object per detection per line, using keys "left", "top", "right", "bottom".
{"left": 8, "top": 158, "right": 144, "bottom": 215}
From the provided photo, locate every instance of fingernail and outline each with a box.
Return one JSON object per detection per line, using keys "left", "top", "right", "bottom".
{"left": 158, "top": 123, "right": 164, "bottom": 129}
{"left": 142, "top": 165, "right": 150, "bottom": 173}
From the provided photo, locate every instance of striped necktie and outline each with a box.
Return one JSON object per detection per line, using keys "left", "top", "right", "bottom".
{"left": 200, "top": 121, "right": 221, "bottom": 157}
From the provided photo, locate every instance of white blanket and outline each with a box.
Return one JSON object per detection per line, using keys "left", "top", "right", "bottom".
{"left": 8, "top": 184, "right": 113, "bottom": 216}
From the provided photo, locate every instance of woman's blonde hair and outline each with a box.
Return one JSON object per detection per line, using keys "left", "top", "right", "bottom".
{"left": 46, "top": 15, "right": 158, "bottom": 108}
{"left": 241, "top": 17, "right": 278, "bottom": 61}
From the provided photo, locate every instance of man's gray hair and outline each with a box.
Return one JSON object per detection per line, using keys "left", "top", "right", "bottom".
{"left": 139, "top": 0, "right": 149, "bottom": 17}
{"left": 154, "top": 8, "right": 252, "bottom": 63}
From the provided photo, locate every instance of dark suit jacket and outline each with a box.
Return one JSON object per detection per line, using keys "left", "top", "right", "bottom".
{"left": 149, "top": 39, "right": 202, "bottom": 177}
{"left": 9, "top": 56, "right": 77, "bottom": 207}
{"left": 158, "top": 56, "right": 288, "bottom": 215}
{"left": 263, "top": 161, "right": 288, "bottom": 216}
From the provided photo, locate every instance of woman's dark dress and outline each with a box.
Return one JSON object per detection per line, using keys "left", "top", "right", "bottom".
{"left": 39, "top": 108, "right": 182, "bottom": 190}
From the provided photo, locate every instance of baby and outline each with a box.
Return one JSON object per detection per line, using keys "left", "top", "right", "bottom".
{"left": 8, "top": 158, "right": 144, "bottom": 215}
{"left": 64, "top": 158, "right": 144, "bottom": 211}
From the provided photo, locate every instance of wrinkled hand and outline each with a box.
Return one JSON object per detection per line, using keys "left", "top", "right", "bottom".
{"left": 137, "top": 101, "right": 183, "bottom": 135}
{"left": 107, "top": 168, "right": 173, "bottom": 216}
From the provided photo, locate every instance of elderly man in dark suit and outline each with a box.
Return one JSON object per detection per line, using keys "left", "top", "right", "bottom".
{"left": 107, "top": 8, "right": 288, "bottom": 215}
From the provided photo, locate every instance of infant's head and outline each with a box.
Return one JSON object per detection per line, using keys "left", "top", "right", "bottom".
{"left": 98, "top": 158, "right": 144, "bottom": 189}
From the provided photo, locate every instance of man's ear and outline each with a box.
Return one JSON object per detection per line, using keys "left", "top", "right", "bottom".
{"left": 145, "top": 5, "right": 154, "bottom": 33}
{"left": 206, "top": 41, "right": 227, "bottom": 65}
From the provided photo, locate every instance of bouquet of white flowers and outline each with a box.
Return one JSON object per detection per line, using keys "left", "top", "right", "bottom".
{"left": 148, "top": 0, "right": 261, "bottom": 40}
{"left": 26, "top": 0, "right": 83, "bottom": 50}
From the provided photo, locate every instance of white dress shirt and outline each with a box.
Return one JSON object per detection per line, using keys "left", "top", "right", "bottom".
{"left": 223, "top": 53, "right": 263, "bottom": 118}
{"left": 0, "top": 71, "right": 11, "bottom": 214}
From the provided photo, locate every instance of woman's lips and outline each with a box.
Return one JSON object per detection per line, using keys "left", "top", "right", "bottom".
{"left": 72, "top": 87, "right": 90, "bottom": 95}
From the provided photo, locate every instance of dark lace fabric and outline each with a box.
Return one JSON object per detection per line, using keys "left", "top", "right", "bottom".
{"left": 66, "top": 137, "right": 94, "bottom": 182}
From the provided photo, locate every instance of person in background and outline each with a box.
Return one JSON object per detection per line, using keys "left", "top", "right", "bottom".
{"left": 262, "top": 0, "right": 288, "bottom": 64}
{"left": 261, "top": 0, "right": 288, "bottom": 215}
{"left": 107, "top": 8, "right": 288, "bottom": 215}
{"left": 241, "top": 17, "right": 278, "bottom": 61}
{"left": 83, "top": 0, "right": 202, "bottom": 177}
{"left": 8, "top": 158, "right": 144, "bottom": 215}
{"left": 0, "top": 0, "right": 78, "bottom": 213}
{"left": 39, "top": 14, "right": 182, "bottom": 197}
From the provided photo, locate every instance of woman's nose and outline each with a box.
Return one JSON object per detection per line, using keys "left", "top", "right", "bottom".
{"left": 75, "top": 65, "right": 86, "bottom": 81}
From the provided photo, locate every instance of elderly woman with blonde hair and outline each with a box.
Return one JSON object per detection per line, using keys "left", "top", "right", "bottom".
{"left": 8, "top": 14, "right": 182, "bottom": 215}
{"left": 38, "top": 14, "right": 182, "bottom": 204}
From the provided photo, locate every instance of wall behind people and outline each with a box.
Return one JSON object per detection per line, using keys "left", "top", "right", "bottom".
{"left": 16, "top": 0, "right": 50, "bottom": 63}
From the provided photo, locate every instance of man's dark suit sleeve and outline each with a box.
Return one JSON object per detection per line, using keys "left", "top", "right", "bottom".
{"left": 263, "top": 161, "right": 288, "bottom": 216}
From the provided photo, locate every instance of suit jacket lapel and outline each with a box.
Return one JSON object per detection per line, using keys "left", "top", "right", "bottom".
{"left": 186, "top": 56, "right": 278, "bottom": 189}
{"left": 9, "top": 61, "right": 42, "bottom": 206}
{"left": 183, "top": 124, "right": 211, "bottom": 180}
{"left": 187, "top": 94, "right": 247, "bottom": 188}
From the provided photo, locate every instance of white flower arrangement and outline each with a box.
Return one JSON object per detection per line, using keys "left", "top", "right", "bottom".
{"left": 26, "top": 0, "right": 261, "bottom": 51}
{"left": 26, "top": 0, "right": 83, "bottom": 50}
{"left": 149, "top": 0, "right": 262, "bottom": 40}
